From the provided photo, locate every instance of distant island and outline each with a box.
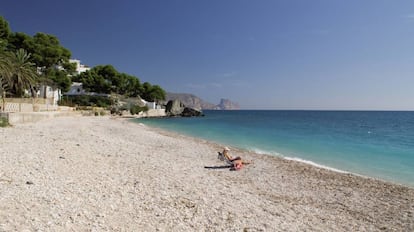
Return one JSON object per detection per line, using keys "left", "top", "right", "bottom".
{"left": 166, "top": 92, "right": 240, "bottom": 110}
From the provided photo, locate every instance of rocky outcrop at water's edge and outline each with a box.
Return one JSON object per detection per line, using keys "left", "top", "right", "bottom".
{"left": 165, "top": 99, "right": 204, "bottom": 117}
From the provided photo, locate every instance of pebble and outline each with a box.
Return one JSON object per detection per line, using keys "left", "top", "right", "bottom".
{"left": 0, "top": 116, "right": 412, "bottom": 231}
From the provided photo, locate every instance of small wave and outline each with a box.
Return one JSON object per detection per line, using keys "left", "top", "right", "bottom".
{"left": 284, "top": 157, "right": 348, "bottom": 174}
{"left": 248, "top": 147, "right": 282, "bottom": 156}
{"left": 247, "top": 146, "right": 349, "bottom": 174}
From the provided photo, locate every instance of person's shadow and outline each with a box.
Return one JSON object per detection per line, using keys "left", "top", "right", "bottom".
{"left": 204, "top": 165, "right": 233, "bottom": 169}
{"left": 204, "top": 152, "right": 234, "bottom": 170}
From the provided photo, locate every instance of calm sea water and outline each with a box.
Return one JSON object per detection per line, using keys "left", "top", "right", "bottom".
{"left": 134, "top": 110, "right": 414, "bottom": 187}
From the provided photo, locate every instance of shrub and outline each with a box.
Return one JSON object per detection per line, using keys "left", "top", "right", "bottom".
{"left": 130, "top": 105, "right": 149, "bottom": 115}
{"left": 0, "top": 116, "right": 9, "bottom": 127}
{"left": 59, "top": 95, "right": 113, "bottom": 107}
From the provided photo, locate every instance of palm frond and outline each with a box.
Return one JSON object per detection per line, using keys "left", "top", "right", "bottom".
{"left": 7, "top": 49, "right": 39, "bottom": 97}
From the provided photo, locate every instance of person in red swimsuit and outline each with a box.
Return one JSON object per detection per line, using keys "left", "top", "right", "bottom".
{"left": 222, "top": 147, "right": 252, "bottom": 170}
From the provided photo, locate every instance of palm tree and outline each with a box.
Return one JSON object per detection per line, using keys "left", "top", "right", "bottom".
{"left": 8, "top": 49, "right": 39, "bottom": 98}
{"left": 0, "top": 49, "right": 39, "bottom": 112}
{"left": 0, "top": 51, "right": 12, "bottom": 111}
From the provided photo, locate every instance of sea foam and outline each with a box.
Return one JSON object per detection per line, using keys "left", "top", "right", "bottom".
{"left": 248, "top": 147, "right": 348, "bottom": 174}
{"left": 284, "top": 157, "right": 349, "bottom": 174}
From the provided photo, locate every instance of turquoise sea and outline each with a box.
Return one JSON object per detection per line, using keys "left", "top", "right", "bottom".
{"left": 134, "top": 110, "right": 414, "bottom": 187}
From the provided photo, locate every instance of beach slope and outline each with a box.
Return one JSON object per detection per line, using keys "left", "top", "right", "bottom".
{"left": 0, "top": 116, "right": 413, "bottom": 231}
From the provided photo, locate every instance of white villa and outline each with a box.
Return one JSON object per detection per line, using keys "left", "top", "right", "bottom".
{"left": 34, "top": 59, "right": 91, "bottom": 108}
{"left": 42, "top": 59, "right": 91, "bottom": 103}
{"left": 38, "top": 85, "right": 61, "bottom": 107}
{"left": 3, "top": 85, "right": 61, "bottom": 112}
{"left": 64, "top": 82, "right": 110, "bottom": 97}
{"left": 69, "top": 59, "right": 91, "bottom": 75}
{"left": 65, "top": 82, "right": 85, "bottom": 96}
{"left": 140, "top": 98, "right": 161, "bottom": 110}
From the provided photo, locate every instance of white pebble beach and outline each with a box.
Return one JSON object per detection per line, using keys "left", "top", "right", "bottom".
{"left": 0, "top": 116, "right": 413, "bottom": 231}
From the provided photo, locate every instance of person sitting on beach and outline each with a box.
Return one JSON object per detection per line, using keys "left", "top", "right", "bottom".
{"left": 222, "top": 147, "right": 241, "bottom": 162}
{"left": 221, "top": 147, "right": 252, "bottom": 170}
{"left": 232, "top": 159, "right": 252, "bottom": 170}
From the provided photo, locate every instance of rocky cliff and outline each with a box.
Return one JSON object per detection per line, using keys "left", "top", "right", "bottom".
{"left": 216, "top": 98, "right": 240, "bottom": 110}
{"left": 166, "top": 92, "right": 240, "bottom": 110}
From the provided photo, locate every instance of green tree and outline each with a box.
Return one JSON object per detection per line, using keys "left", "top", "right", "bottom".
{"left": 0, "top": 16, "right": 11, "bottom": 50}
{"left": 1, "top": 16, "right": 169, "bottom": 106}
{"left": 0, "top": 16, "right": 11, "bottom": 39}
{"left": 31, "top": 33, "right": 71, "bottom": 69}
{"left": 44, "top": 69, "right": 72, "bottom": 92}
{"left": 62, "top": 61, "right": 77, "bottom": 75}
{"left": 7, "top": 32, "right": 34, "bottom": 53}
{"left": 141, "top": 82, "right": 152, "bottom": 100}
{"left": 141, "top": 82, "right": 166, "bottom": 102}
{"left": 116, "top": 73, "right": 142, "bottom": 97}
{"left": 8, "top": 31, "right": 72, "bottom": 91}
{"left": 72, "top": 69, "right": 111, "bottom": 93}
{"left": 148, "top": 84, "right": 166, "bottom": 102}
{"left": 93, "top": 65, "right": 118, "bottom": 93}
{"left": 129, "top": 76, "right": 143, "bottom": 97}
{"left": 71, "top": 65, "right": 145, "bottom": 97}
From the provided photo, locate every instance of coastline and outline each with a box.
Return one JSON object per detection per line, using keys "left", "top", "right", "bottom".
{"left": 141, "top": 122, "right": 381, "bottom": 182}
{"left": 143, "top": 120, "right": 414, "bottom": 190}
{"left": 1, "top": 116, "right": 413, "bottom": 231}
{"left": 138, "top": 110, "right": 414, "bottom": 188}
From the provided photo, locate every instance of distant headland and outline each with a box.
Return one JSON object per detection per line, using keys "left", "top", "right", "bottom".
{"left": 166, "top": 92, "right": 240, "bottom": 110}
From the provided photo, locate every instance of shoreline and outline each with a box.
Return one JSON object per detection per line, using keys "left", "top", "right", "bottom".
{"left": 1, "top": 116, "right": 413, "bottom": 231}
{"left": 135, "top": 119, "right": 413, "bottom": 189}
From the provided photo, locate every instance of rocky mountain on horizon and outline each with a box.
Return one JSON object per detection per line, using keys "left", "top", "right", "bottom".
{"left": 165, "top": 92, "right": 240, "bottom": 110}
{"left": 216, "top": 98, "right": 240, "bottom": 110}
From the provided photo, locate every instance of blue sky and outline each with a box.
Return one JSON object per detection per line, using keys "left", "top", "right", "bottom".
{"left": 1, "top": 0, "right": 414, "bottom": 110}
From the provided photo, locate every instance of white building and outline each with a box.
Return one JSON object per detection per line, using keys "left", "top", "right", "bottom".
{"left": 140, "top": 99, "right": 161, "bottom": 109}
{"left": 69, "top": 59, "right": 91, "bottom": 75}
{"left": 38, "top": 85, "right": 61, "bottom": 106}
{"left": 22, "top": 85, "right": 60, "bottom": 106}
{"left": 65, "top": 82, "right": 85, "bottom": 95}
{"left": 64, "top": 82, "right": 110, "bottom": 97}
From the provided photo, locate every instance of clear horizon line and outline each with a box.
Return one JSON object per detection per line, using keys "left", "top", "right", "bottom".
{"left": 215, "top": 108, "right": 414, "bottom": 112}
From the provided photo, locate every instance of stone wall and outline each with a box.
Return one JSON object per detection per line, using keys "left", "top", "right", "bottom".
{"left": 6, "top": 111, "right": 80, "bottom": 125}
{"left": 138, "top": 109, "right": 166, "bottom": 118}
{"left": 2, "top": 98, "right": 58, "bottom": 113}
